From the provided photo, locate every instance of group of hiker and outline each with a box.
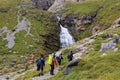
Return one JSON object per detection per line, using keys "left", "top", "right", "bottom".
{"left": 36, "top": 51, "right": 73, "bottom": 76}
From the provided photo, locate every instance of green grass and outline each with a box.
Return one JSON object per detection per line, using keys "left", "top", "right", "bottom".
{"left": 64, "top": 0, "right": 120, "bottom": 24}
{"left": 0, "top": 0, "right": 59, "bottom": 75}
{"left": 47, "top": 27, "right": 120, "bottom": 80}
{"left": 0, "top": 0, "right": 59, "bottom": 54}
{"left": 62, "top": 0, "right": 120, "bottom": 39}
{"left": 63, "top": 0, "right": 100, "bottom": 16}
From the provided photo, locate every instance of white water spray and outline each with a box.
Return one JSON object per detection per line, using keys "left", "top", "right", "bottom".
{"left": 60, "top": 24, "right": 75, "bottom": 48}
{"left": 57, "top": 16, "right": 75, "bottom": 48}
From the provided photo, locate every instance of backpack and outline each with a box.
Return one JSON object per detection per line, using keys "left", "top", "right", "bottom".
{"left": 67, "top": 52, "right": 72, "bottom": 59}
{"left": 48, "top": 55, "right": 53, "bottom": 65}
{"left": 56, "top": 56, "right": 60, "bottom": 61}
{"left": 36, "top": 58, "right": 42, "bottom": 65}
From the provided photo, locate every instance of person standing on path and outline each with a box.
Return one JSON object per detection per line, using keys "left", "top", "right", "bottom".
{"left": 67, "top": 51, "right": 73, "bottom": 61}
{"left": 57, "top": 53, "right": 63, "bottom": 65}
{"left": 48, "top": 53, "right": 57, "bottom": 75}
{"left": 56, "top": 53, "right": 63, "bottom": 71}
{"left": 36, "top": 54, "right": 45, "bottom": 76}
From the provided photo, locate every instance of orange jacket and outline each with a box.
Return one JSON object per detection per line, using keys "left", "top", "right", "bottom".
{"left": 52, "top": 58, "right": 57, "bottom": 66}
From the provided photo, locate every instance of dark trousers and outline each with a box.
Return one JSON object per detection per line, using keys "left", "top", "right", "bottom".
{"left": 58, "top": 60, "right": 61, "bottom": 65}
{"left": 50, "top": 65, "right": 54, "bottom": 75}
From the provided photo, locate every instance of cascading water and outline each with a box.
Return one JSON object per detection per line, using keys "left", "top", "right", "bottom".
{"left": 58, "top": 17, "right": 75, "bottom": 48}
{"left": 60, "top": 24, "right": 75, "bottom": 48}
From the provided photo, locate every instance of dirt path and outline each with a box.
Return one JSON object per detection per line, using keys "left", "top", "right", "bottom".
{"left": 31, "top": 38, "right": 95, "bottom": 80}
{"left": 31, "top": 67, "right": 59, "bottom": 80}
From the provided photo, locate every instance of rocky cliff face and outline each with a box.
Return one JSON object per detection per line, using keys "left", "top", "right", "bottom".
{"left": 32, "top": 0, "right": 55, "bottom": 10}
{"left": 60, "top": 11, "right": 97, "bottom": 40}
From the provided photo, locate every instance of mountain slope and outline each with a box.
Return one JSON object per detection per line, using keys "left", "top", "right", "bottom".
{"left": 0, "top": 0, "right": 60, "bottom": 54}
{"left": 54, "top": 0, "right": 120, "bottom": 40}
{"left": 48, "top": 22, "right": 120, "bottom": 80}
{"left": 0, "top": 0, "right": 60, "bottom": 75}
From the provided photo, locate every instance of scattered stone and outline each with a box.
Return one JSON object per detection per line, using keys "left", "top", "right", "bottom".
{"left": 112, "top": 24, "right": 120, "bottom": 28}
{"left": 112, "top": 18, "right": 120, "bottom": 28}
{"left": 10, "top": 59, "right": 17, "bottom": 67}
{"left": 115, "top": 18, "right": 120, "bottom": 24}
{"left": 101, "top": 53, "right": 107, "bottom": 57}
{"left": 13, "top": 51, "right": 16, "bottom": 54}
{"left": 114, "top": 48, "right": 118, "bottom": 52}
{"left": 100, "top": 40, "right": 116, "bottom": 52}
{"left": 11, "top": 59, "right": 17, "bottom": 63}
{"left": 113, "top": 34, "right": 119, "bottom": 38}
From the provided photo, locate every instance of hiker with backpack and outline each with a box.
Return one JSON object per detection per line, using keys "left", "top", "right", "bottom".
{"left": 56, "top": 53, "right": 63, "bottom": 71}
{"left": 36, "top": 54, "right": 45, "bottom": 76}
{"left": 67, "top": 51, "right": 73, "bottom": 61}
{"left": 48, "top": 53, "right": 57, "bottom": 75}
{"left": 56, "top": 53, "right": 63, "bottom": 66}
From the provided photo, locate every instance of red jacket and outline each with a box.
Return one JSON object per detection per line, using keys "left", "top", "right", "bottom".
{"left": 51, "top": 58, "right": 57, "bottom": 65}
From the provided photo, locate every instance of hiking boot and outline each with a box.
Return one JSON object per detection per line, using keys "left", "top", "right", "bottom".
{"left": 50, "top": 73, "right": 54, "bottom": 75}
{"left": 38, "top": 73, "right": 40, "bottom": 76}
{"left": 41, "top": 73, "right": 44, "bottom": 76}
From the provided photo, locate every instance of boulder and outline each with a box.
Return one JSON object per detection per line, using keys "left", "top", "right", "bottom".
{"left": 64, "top": 59, "right": 79, "bottom": 75}
{"left": 100, "top": 40, "right": 117, "bottom": 52}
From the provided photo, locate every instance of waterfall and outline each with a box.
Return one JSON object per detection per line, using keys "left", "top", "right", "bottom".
{"left": 60, "top": 24, "right": 75, "bottom": 48}
{"left": 57, "top": 16, "right": 75, "bottom": 48}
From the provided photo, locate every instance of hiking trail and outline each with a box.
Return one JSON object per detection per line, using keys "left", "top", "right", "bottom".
{"left": 31, "top": 67, "right": 59, "bottom": 80}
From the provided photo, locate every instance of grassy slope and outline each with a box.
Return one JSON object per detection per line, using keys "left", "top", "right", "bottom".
{"left": 18, "top": 28, "right": 120, "bottom": 80}
{"left": 0, "top": 0, "right": 59, "bottom": 54}
{"left": 62, "top": 0, "right": 120, "bottom": 38}
{"left": 16, "top": 0, "right": 120, "bottom": 79}
{"left": 48, "top": 27, "right": 120, "bottom": 80}
{"left": 17, "top": 0, "right": 120, "bottom": 79}
{"left": 0, "top": 0, "right": 59, "bottom": 74}
{"left": 64, "top": 0, "right": 120, "bottom": 24}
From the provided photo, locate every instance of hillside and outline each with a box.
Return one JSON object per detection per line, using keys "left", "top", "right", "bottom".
{"left": 0, "top": 0, "right": 59, "bottom": 75}
{"left": 50, "top": 0, "right": 120, "bottom": 40}
{"left": 48, "top": 20, "right": 120, "bottom": 80}
{"left": 0, "top": 0, "right": 120, "bottom": 80}
{"left": 18, "top": 0, "right": 120, "bottom": 79}
{"left": 16, "top": 18, "right": 120, "bottom": 80}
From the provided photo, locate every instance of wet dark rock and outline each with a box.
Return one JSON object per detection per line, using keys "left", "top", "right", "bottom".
{"left": 67, "top": 59, "right": 79, "bottom": 67}
{"left": 60, "top": 12, "right": 97, "bottom": 28}
{"left": 31, "top": 0, "right": 55, "bottom": 10}
{"left": 0, "top": 8, "right": 10, "bottom": 13}
{"left": 60, "top": 14, "right": 76, "bottom": 28}
{"left": 64, "top": 59, "right": 79, "bottom": 75}
{"left": 60, "top": 11, "right": 97, "bottom": 41}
